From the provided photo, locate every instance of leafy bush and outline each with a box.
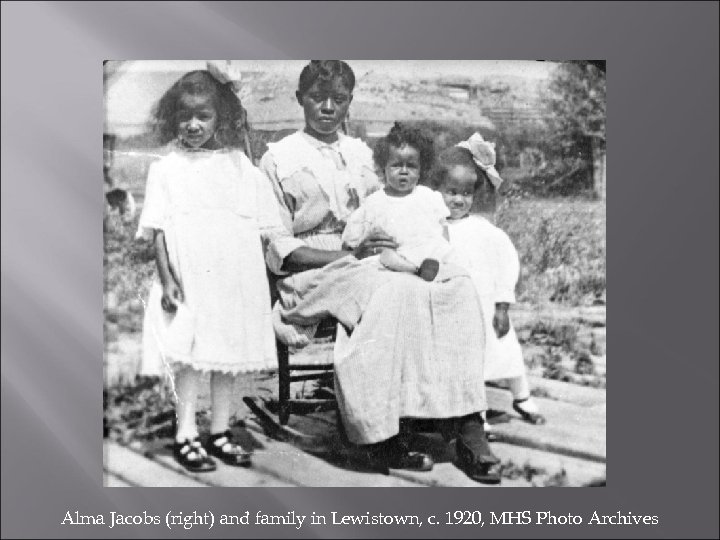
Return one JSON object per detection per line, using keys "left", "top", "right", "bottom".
{"left": 497, "top": 198, "right": 605, "bottom": 306}
{"left": 104, "top": 212, "right": 155, "bottom": 339}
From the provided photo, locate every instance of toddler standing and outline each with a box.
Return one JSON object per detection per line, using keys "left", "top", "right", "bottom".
{"left": 435, "top": 134, "right": 546, "bottom": 427}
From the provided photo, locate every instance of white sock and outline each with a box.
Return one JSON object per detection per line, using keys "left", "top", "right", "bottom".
{"left": 210, "top": 371, "right": 234, "bottom": 435}
{"left": 515, "top": 397, "right": 539, "bottom": 414}
{"left": 480, "top": 411, "right": 494, "bottom": 432}
{"left": 509, "top": 375, "right": 540, "bottom": 414}
{"left": 174, "top": 366, "right": 201, "bottom": 442}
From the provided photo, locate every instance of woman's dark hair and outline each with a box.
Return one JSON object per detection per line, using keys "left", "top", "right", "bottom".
{"left": 373, "top": 122, "right": 435, "bottom": 183}
{"left": 151, "top": 70, "right": 247, "bottom": 148}
{"left": 430, "top": 145, "right": 492, "bottom": 192}
{"left": 297, "top": 60, "right": 356, "bottom": 96}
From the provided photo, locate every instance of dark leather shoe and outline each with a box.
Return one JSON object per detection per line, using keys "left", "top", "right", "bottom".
{"left": 456, "top": 437, "right": 501, "bottom": 484}
{"left": 367, "top": 437, "right": 435, "bottom": 473}
{"left": 387, "top": 450, "right": 434, "bottom": 472}
{"left": 455, "top": 415, "right": 502, "bottom": 485}
{"left": 173, "top": 438, "right": 217, "bottom": 473}
{"left": 206, "top": 430, "right": 252, "bottom": 467}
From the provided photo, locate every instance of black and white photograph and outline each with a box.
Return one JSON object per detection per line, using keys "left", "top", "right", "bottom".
{"left": 4, "top": 1, "right": 719, "bottom": 536}
{"left": 103, "top": 59, "right": 607, "bottom": 487}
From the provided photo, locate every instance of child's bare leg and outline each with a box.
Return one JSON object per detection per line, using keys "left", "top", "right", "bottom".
{"left": 378, "top": 249, "right": 418, "bottom": 274}
{"left": 379, "top": 249, "right": 440, "bottom": 281}
{"left": 174, "top": 365, "right": 201, "bottom": 442}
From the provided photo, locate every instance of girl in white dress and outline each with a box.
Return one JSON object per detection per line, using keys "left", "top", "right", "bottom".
{"left": 136, "top": 70, "right": 284, "bottom": 472}
{"left": 434, "top": 134, "right": 546, "bottom": 427}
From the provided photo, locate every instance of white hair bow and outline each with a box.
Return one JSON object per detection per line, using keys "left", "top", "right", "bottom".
{"left": 206, "top": 60, "right": 242, "bottom": 92}
{"left": 456, "top": 133, "right": 504, "bottom": 188}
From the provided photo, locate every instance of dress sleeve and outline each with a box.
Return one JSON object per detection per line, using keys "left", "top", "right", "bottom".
{"left": 258, "top": 151, "right": 308, "bottom": 275}
{"left": 341, "top": 206, "right": 369, "bottom": 249}
{"left": 428, "top": 187, "right": 451, "bottom": 223}
{"left": 494, "top": 228, "right": 520, "bottom": 304}
{"left": 248, "top": 157, "right": 286, "bottom": 235}
{"left": 135, "top": 160, "right": 167, "bottom": 240}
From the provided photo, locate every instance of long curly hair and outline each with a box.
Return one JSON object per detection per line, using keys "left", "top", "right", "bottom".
{"left": 151, "top": 70, "right": 247, "bottom": 148}
{"left": 373, "top": 122, "right": 435, "bottom": 184}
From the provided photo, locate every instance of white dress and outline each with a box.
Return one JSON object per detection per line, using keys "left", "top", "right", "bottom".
{"left": 447, "top": 215, "right": 526, "bottom": 381}
{"left": 137, "top": 146, "right": 283, "bottom": 376}
{"left": 342, "top": 186, "right": 454, "bottom": 267}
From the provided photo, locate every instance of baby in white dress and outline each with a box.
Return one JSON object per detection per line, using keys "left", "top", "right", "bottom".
{"left": 342, "top": 122, "right": 453, "bottom": 281}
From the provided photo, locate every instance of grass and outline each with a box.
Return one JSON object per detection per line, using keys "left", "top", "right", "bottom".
{"left": 104, "top": 212, "right": 155, "bottom": 340}
{"left": 497, "top": 197, "right": 606, "bottom": 306}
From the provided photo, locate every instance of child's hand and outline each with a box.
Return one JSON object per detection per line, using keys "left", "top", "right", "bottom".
{"left": 161, "top": 280, "right": 184, "bottom": 313}
{"left": 493, "top": 303, "right": 510, "bottom": 338}
{"left": 353, "top": 232, "right": 398, "bottom": 260}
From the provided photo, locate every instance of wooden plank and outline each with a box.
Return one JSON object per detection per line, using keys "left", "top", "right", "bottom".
{"left": 491, "top": 442, "right": 605, "bottom": 487}
{"left": 244, "top": 410, "right": 499, "bottom": 487}
{"left": 395, "top": 432, "right": 604, "bottom": 487}
{"left": 104, "top": 441, "right": 208, "bottom": 487}
{"left": 489, "top": 376, "right": 607, "bottom": 408}
{"left": 242, "top": 381, "right": 605, "bottom": 486}
{"left": 391, "top": 462, "right": 530, "bottom": 488}
{"left": 139, "top": 439, "right": 297, "bottom": 487}
{"left": 244, "top": 399, "right": 604, "bottom": 487}
{"left": 245, "top": 423, "right": 427, "bottom": 487}
{"left": 511, "top": 305, "right": 606, "bottom": 329}
{"left": 103, "top": 471, "right": 135, "bottom": 487}
{"left": 244, "top": 401, "right": 431, "bottom": 487}
{"left": 486, "top": 388, "right": 606, "bottom": 463}
{"left": 527, "top": 375, "right": 606, "bottom": 407}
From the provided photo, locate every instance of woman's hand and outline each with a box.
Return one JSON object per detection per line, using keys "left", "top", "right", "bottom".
{"left": 161, "top": 279, "right": 184, "bottom": 313}
{"left": 493, "top": 303, "right": 510, "bottom": 338}
{"left": 353, "top": 232, "right": 399, "bottom": 260}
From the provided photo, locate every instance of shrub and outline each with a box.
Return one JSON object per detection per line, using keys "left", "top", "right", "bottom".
{"left": 497, "top": 198, "right": 605, "bottom": 306}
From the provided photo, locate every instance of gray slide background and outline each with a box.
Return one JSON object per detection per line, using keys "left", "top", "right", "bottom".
{"left": 2, "top": 1, "right": 718, "bottom": 538}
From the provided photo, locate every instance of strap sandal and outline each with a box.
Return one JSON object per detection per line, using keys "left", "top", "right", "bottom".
{"left": 455, "top": 437, "right": 501, "bottom": 485}
{"left": 416, "top": 258, "right": 440, "bottom": 282}
{"left": 512, "top": 399, "right": 547, "bottom": 425}
{"left": 173, "top": 438, "right": 216, "bottom": 473}
{"left": 206, "top": 430, "right": 252, "bottom": 467}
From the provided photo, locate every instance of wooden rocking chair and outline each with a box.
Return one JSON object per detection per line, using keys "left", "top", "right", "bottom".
{"left": 276, "top": 318, "right": 339, "bottom": 426}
